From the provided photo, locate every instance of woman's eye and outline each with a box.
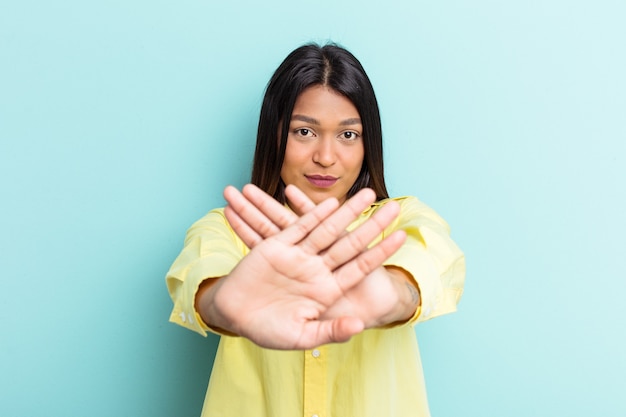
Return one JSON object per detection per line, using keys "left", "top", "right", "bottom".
{"left": 295, "top": 128, "right": 311, "bottom": 136}
{"left": 340, "top": 131, "right": 359, "bottom": 141}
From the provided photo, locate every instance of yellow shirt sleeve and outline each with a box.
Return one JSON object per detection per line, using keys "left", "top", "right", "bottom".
{"left": 165, "top": 208, "right": 247, "bottom": 336}
{"left": 382, "top": 196, "right": 466, "bottom": 325}
{"left": 166, "top": 197, "right": 465, "bottom": 335}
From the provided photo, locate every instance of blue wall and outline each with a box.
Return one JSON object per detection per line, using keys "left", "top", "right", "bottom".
{"left": 1, "top": 1, "right": 624, "bottom": 416}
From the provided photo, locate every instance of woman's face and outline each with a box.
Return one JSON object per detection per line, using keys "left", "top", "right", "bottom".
{"left": 280, "top": 85, "right": 364, "bottom": 206}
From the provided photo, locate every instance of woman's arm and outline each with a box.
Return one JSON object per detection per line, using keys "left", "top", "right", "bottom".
{"left": 192, "top": 185, "right": 407, "bottom": 349}
{"left": 221, "top": 184, "right": 421, "bottom": 330}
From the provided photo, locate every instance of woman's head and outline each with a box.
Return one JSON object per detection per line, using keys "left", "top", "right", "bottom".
{"left": 251, "top": 43, "right": 388, "bottom": 204}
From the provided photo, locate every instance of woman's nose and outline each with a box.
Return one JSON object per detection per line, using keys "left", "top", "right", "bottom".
{"left": 312, "top": 138, "right": 336, "bottom": 167}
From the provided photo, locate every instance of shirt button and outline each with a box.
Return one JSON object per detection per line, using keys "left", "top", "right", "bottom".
{"left": 311, "top": 349, "right": 320, "bottom": 358}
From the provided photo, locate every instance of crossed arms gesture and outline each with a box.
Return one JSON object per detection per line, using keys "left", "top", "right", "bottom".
{"left": 195, "top": 184, "right": 421, "bottom": 350}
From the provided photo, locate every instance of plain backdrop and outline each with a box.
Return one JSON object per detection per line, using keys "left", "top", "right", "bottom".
{"left": 1, "top": 1, "right": 625, "bottom": 416}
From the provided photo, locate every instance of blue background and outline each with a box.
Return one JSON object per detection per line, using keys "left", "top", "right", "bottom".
{"left": 1, "top": 1, "right": 624, "bottom": 416}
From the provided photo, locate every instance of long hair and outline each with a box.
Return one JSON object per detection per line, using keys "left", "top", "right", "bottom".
{"left": 251, "top": 43, "right": 389, "bottom": 203}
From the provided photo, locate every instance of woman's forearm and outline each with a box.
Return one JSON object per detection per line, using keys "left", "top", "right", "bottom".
{"left": 195, "top": 277, "right": 239, "bottom": 336}
{"left": 382, "top": 266, "right": 421, "bottom": 325}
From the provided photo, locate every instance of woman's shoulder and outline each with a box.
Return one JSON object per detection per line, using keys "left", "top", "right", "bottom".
{"left": 189, "top": 207, "right": 228, "bottom": 228}
{"left": 369, "top": 195, "right": 423, "bottom": 211}
{"left": 368, "top": 195, "right": 450, "bottom": 231}
{"left": 183, "top": 207, "right": 236, "bottom": 245}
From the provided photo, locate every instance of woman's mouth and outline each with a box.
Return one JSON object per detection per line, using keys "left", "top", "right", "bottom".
{"left": 305, "top": 175, "right": 338, "bottom": 188}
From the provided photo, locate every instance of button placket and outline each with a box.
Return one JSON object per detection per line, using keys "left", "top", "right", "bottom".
{"left": 303, "top": 347, "right": 327, "bottom": 417}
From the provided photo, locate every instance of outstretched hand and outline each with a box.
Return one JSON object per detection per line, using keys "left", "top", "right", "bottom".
{"left": 196, "top": 185, "right": 407, "bottom": 350}
{"left": 224, "top": 184, "right": 420, "bottom": 331}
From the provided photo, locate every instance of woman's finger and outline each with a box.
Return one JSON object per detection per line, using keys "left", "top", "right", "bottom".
{"left": 296, "top": 316, "right": 365, "bottom": 348}
{"left": 274, "top": 197, "right": 339, "bottom": 245}
{"left": 224, "top": 205, "right": 263, "bottom": 248}
{"left": 299, "top": 188, "right": 377, "bottom": 255}
{"left": 242, "top": 184, "right": 299, "bottom": 229}
{"left": 284, "top": 184, "right": 317, "bottom": 216}
{"left": 322, "top": 199, "right": 401, "bottom": 270}
{"left": 333, "top": 230, "right": 407, "bottom": 292}
{"left": 223, "top": 185, "right": 283, "bottom": 239}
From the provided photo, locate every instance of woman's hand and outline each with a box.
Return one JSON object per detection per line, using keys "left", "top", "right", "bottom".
{"left": 195, "top": 185, "right": 406, "bottom": 350}
{"left": 221, "top": 184, "right": 420, "bottom": 334}
{"left": 319, "top": 265, "right": 420, "bottom": 328}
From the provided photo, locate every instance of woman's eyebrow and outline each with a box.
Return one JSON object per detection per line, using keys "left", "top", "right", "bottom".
{"left": 291, "top": 114, "right": 319, "bottom": 125}
{"left": 339, "top": 118, "right": 362, "bottom": 126}
{"left": 291, "top": 115, "right": 362, "bottom": 126}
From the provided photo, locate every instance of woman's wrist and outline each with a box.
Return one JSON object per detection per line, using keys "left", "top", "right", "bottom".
{"left": 384, "top": 266, "right": 421, "bottom": 325}
{"left": 195, "top": 277, "right": 239, "bottom": 336}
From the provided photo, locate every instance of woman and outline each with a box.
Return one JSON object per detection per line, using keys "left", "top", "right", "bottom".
{"left": 166, "top": 43, "right": 465, "bottom": 417}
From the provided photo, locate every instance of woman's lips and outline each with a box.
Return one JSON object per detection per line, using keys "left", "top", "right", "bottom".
{"left": 305, "top": 175, "right": 338, "bottom": 188}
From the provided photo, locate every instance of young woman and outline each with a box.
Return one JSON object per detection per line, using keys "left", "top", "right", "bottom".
{"left": 166, "top": 43, "right": 465, "bottom": 417}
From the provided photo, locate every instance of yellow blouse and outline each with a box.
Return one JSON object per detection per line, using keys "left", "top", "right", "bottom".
{"left": 166, "top": 196, "right": 465, "bottom": 417}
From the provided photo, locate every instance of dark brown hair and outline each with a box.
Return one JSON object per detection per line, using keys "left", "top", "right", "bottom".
{"left": 251, "top": 43, "right": 388, "bottom": 203}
